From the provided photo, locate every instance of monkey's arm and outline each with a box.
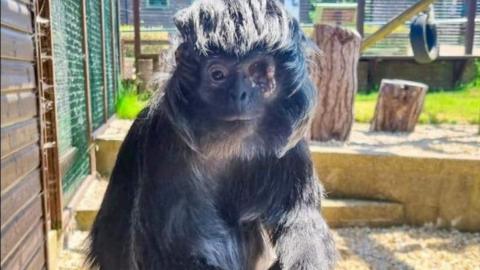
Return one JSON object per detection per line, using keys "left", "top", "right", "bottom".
{"left": 270, "top": 142, "right": 337, "bottom": 270}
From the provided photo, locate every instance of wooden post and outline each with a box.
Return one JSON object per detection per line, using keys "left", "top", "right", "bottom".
{"left": 110, "top": 0, "right": 117, "bottom": 102}
{"left": 371, "top": 79, "right": 428, "bottom": 132}
{"left": 34, "top": 0, "right": 63, "bottom": 230}
{"left": 361, "top": 0, "right": 436, "bottom": 52}
{"left": 81, "top": 0, "right": 96, "bottom": 174}
{"left": 356, "top": 0, "right": 365, "bottom": 37}
{"left": 309, "top": 24, "right": 362, "bottom": 142}
{"left": 465, "top": 0, "right": 477, "bottom": 55}
{"left": 100, "top": 0, "right": 109, "bottom": 122}
{"left": 133, "top": 0, "right": 141, "bottom": 79}
{"left": 120, "top": 39, "right": 125, "bottom": 79}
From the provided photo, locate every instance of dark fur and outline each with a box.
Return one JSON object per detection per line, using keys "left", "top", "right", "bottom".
{"left": 88, "top": 0, "right": 336, "bottom": 269}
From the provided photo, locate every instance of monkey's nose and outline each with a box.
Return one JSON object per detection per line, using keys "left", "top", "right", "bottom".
{"left": 229, "top": 89, "right": 249, "bottom": 110}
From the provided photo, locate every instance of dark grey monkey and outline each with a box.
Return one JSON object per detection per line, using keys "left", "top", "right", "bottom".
{"left": 88, "top": 0, "right": 336, "bottom": 269}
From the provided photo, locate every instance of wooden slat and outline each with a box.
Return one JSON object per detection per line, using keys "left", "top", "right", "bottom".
{"left": 0, "top": 196, "right": 42, "bottom": 263}
{"left": 1, "top": 60, "right": 36, "bottom": 92}
{"left": 1, "top": 91, "right": 38, "bottom": 127}
{"left": 1, "top": 222, "right": 43, "bottom": 270}
{"left": 1, "top": 144, "right": 40, "bottom": 193}
{"left": 24, "top": 244, "right": 45, "bottom": 270}
{"left": 1, "top": 169, "right": 41, "bottom": 228}
{"left": 1, "top": 118, "right": 39, "bottom": 158}
{"left": 0, "top": 0, "right": 33, "bottom": 33}
{"left": 1, "top": 27, "right": 34, "bottom": 61}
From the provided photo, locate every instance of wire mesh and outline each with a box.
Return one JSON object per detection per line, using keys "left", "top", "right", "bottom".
{"left": 51, "top": 0, "right": 90, "bottom": 199}
{"left": 87, "top": 0, "right": 105, "bottom": 130}
{"left": 51, "top": 0, "right": 121, "bottom": 198}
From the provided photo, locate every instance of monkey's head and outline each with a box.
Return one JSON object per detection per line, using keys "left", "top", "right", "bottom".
{"left": 153, "top": 0, "right": 315, "bottom": 159}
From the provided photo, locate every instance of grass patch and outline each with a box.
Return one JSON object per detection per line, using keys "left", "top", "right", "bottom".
{"left": 116, "top": 81, "right": 150, "bottom": 119}
{"left": 355, "top": 85, "right": 480, "bottom": 125}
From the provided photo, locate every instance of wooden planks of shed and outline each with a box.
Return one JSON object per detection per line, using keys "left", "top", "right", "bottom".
{"left": 1, "top": 0, "right": 48, "bottom": 269}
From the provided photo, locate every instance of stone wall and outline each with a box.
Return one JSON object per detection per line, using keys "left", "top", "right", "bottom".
{"left": 312, "top": 149, "right": 480, "bottom": 232}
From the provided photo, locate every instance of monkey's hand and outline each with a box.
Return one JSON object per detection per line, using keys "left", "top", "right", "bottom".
{"left": 273, "top": 207, "right": 337, "bottom": 270}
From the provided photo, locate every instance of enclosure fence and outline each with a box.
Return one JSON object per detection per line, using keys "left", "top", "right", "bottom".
{"left": 51, "top": 0, "right": 120, "bottom": 200}
{"left": 309, "top": 0, "right": 479, "bottom": 56}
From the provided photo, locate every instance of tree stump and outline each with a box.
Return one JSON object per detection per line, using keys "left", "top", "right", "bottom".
{"left": 371, "top": 79, "right": 428, "bottom": 132}
{"left": 309, "top": 24, "right": 361, "bottom": 142}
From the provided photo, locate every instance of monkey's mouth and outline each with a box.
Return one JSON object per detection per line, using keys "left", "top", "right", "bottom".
{"left": 220, "top": 114, "right": 258, "bottom": 122}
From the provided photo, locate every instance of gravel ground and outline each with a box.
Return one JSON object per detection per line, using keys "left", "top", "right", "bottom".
{"left": 59, "top": 226, "right": 480, "bottom": 270}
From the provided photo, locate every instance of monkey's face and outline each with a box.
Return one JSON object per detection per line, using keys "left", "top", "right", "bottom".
{"left": 167, "top": 48, "right": 313, "bottom": 159}
{"left": 197, "top": 54, "right": 277, "bottom": 123}
{"left": 161, "top": 0, "right": 315, "bottom": 158}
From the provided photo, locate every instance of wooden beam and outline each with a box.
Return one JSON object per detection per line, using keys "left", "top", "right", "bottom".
{"left": 115, "top": 0, "right": 122, "bottom": 100}
{"left": 133, "top": 0, "right": 141, "bottom": 78}
{"left": 100, "top": 0, "right": 109, "bottom": 122}
{"left": 34, "top": 0, "right": 62, "bottom": 231}
{"left": 356, "top": 0, "right": 365, "bottom": 37}
{"left": 361, "top": 0, "right": 436, "bottom": 52}
{"left": 465, "top": 0, "right": 477, "bottom": 55}
{"left": 110, "top": 0, "right": 117, "bottom": 103}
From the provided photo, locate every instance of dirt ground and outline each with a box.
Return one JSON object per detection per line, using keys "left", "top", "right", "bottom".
{"left": 59, "top": 226, "right": 480, "bottom": 270}
{"left": 106, "top": 119, "right": 480, "bottom": 159}
{"left": 58, "top": 123, "right": 479, "bottom": 269}
{"left": 313, "top": 124, "right": 480, "bottom": 159}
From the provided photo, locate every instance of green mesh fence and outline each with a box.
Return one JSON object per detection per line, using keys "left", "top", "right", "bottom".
{"left": 103, "top": 0, "right": 116, "bottom": 117}
{"left": 87, "top": 0, "right": 105, "bottom": 130}
{"left": 51, "top": 0, "right": 120, "bottom": 197}
{"left": 51, "top": 0, "right": 91, "bottom": 199}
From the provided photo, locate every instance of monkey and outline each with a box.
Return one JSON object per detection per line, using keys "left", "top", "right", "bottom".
{"left": 87, "top": 0, "right": 337, "bottom": 269}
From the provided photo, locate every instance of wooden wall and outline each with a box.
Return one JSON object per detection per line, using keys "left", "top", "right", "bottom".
{"left": 1, "top": 0, "right": 48, "bottom": 269}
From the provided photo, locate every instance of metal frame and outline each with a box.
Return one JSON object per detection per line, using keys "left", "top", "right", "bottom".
{"left": 356, "top": 0, "right": 365, "bottom": 37}
{"left": 133, "top": 0, "right": 141, "bottom": 76}
{"left": 465, "top": 0, "right": 477, "bottom": 55}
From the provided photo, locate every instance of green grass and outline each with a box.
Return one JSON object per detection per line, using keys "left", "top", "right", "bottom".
{"left": 355, "top": 85, "right": 480, "bottom": 125}
{"left": 116, "top": 81, "right": 150, "bottom": 119}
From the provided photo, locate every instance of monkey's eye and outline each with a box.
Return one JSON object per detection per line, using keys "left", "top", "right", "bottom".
{"left": 208, "top": 65, "right": 228, "bottom": 82}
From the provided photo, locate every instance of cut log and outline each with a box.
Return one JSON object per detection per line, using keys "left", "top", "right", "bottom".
{"left": 309, "top": 24, "right": 361, "bottom": 142}
{"left": 371, "top": 79, "right": 428, "bottom": 132}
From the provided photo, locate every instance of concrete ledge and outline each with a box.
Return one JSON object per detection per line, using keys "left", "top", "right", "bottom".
{"left": 47, "top": 230, "right": 60, "bottom": 270}
{"left": 311, "top": 146, "right": 480, "bottom": 231}
{"left": 74, "top": 179, "right": 108, "bottom": 231}
{"left": 94, "top": 118, "right": 132, "bottom": 178}
{"left": 321, "top": 199, "right": 404, "bottom": 227}
{"left": 76, "top": 210, "right": 98, "bottom": 231}
{"left": 95, "top": 138, "right": 122, "bottom": 178}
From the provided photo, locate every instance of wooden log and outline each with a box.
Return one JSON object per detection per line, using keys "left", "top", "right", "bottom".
{"left": 137, "top": 58, "right": 153, "bottom": 91}
{"left": 371, "top": 79, "right": 428, "bottom": 132}
{"left": 309, "top": 24, "right": 361, "bottom": 142}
